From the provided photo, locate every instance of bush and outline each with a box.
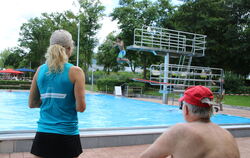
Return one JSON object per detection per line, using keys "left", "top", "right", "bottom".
{"left": 0, "top": 85, "right": 30, "bottom": 90}
{"left": 224, "top": 72, "right": 246, "bottom": 93}
{"left": 95, "top": 71, "right": 143, "bottom": 93}
{"left": 0, "top": 80, "right": 31, "bottom": 90}
{"left": 86, "top": 70, "right": 106, "bottom": 84}
{"left": 0, "top": 80, "right": 31, "bottom": 85}
{"left": 237, "top": 86, "right": 250, "bottom": 94}
{"left": 127, "top": 82, "right": 145, "bottom": 87}
{"left": 96, "top": 78, "right": 125, "bottom": 93}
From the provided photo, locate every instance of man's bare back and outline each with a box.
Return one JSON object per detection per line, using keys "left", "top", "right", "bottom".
{"left": 141, "top": 122, "right": 239, "bottom": 158}
{"left": 172, "top": 122, "right": 239, "bottom": 158}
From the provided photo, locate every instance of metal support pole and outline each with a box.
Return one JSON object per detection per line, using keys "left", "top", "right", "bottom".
{"left": 76, "top": 22, "right": 80, "bottom": 67}
{"left": 163, "top": 54, "right": 169, "bottom": 104}
{"left": 91, "top": 69, "right": 94, "bottom": 91}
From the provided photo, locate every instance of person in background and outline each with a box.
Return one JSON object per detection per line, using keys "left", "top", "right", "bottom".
{"left": 114, "top": 37, "right": 129, "bottom": 64}
{"left": 29, "top": 29, "right": 86, "bottom": 158}
{"left": 140, "top": 86, "right": 239, "bottom": 158}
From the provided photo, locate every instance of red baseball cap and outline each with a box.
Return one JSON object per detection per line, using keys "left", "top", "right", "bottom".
{"left": 178, "top": 86, "right": 214, "bottom": 107}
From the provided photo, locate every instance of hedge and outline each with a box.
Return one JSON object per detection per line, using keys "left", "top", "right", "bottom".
{"left": 0, "top": 80, "right": 31, "bottom": 85}
{"left": 0, "top": 80, "right": 31, "bottom": 90}
{"left": 0, "top": 85, "right": 31, "bottom": 90}
{"left": 96, "top": 78, "right": 125, "bottom": 93}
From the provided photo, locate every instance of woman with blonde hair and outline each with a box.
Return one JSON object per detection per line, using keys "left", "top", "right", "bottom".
{"left": 29, "top": 29, "right": 86, "bottom": 158}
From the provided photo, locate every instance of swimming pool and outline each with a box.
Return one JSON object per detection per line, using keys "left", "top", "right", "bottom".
{"left": 0, "top": 91, "right": 250, "bottom": 131}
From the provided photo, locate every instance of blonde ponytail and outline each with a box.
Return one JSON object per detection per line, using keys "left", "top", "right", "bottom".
{"left": 45, "top": 44, "right": 68, "bottom": 73}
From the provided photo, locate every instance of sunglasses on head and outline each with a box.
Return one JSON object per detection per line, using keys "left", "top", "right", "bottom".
{"left": 179, "top": 101, "right": 183, "bottom": 110}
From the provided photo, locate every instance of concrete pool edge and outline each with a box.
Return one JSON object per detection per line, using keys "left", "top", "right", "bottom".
{"left": 1, "top": 124, "right": 250, "bottom": 153}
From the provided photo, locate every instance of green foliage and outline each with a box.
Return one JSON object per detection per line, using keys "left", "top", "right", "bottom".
{"left": 110, "top": 0, "right": 170, "bottom": 77}
{"left": 127, "top": 81, "right": 146, "bottom": 91}
{"left": 168, "top": 0, "right": 250, "bottom": 76}
{"left": 144, "top": 90, "right": 162, "bottom": 96}
{"left": 4, "top": 47, "right": 25, "bottom": 68}
{"left": 18, "top": 0, "right": 104, "bottom": 71}
{"left": 96, "top": 33, "right": 123, "bottom": 73}
{"left": 224, "top": 71, "right": 245, "bottom": 93}
{"left": 127, "top": 81, "right": 145, "bottom": 87}
{"left": 0, "top": 80, "right": 31, "bottom": 85}
{"left": 0, "top": 49, "right": 11, "bottom": 68}
{"left": 78, "top": 0, "right": 105, "bottom": 71}
{"left": 96, "top": 78, "right": 124, "bottom": 92}
{"left": 85, "top": 84, "right": 98, "bottom": 91}
{"left": 0, "top": 80, "right": 31, "bottom": 90}
{"left": 95, "top": 71, "right": 142, "bottom": 92}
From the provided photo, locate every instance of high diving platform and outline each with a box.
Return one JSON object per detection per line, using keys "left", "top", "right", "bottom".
{"left": 127, "top": 25, "right": 206, "bottom": 57}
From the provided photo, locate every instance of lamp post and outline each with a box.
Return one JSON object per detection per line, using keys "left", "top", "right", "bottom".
{"left": 91, "top": 68, "right": 94, "bottom": 91}
{"left": 76, "top": 21, "right": 80, "bottom": 67}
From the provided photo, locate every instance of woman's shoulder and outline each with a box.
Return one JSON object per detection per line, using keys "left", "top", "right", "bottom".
{"left": 70, "top": 66, "right": 84, "bottom": 74}
{"left": 38, "top": 64, "right": 48, "bottom": 70}
{"left": 68, "top": 66, "right": 84, "bottom": 83}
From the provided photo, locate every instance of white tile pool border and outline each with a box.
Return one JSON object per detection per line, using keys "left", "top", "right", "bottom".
{"left": 0, "top": 125, "right": 250, "bottom": 153}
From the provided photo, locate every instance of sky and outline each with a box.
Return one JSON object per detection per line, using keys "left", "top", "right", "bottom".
{"left": 0, "top": 0, "right": 182, "bottom": 53}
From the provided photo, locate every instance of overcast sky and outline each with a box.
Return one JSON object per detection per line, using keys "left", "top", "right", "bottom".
{"left": 0, "top": 0, "right": 182, "bottom": 52}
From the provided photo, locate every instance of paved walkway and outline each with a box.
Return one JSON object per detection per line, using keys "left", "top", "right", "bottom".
{"left": 1, "top": 137, "right": 250, "bottom": 158}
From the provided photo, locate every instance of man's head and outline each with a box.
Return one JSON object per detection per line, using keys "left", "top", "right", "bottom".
{"left": 179, "top": 86, "right": 214, "bottom": 122}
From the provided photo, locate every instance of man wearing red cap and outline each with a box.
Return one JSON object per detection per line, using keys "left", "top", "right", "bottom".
{"left": 140, "top": 86, "right": 240, "bottom": 158}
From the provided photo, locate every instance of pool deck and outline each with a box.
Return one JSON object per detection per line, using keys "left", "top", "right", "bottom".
{"left": 1, "top": 137, "right": 250, "bottom": 158}
{"left": 0, "top": 91, "right": 250, "bottom": 157}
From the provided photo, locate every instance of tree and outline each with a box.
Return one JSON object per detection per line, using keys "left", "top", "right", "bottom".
{"left": 96, "top": 33, "right": 124, "bottom": 74}
{"left": 167, "top": 0, "right": 250, "bottom": 77}
{"left": 77, "top": 0, "right": 105, "bottom": 72}
{"left": 0, "top": 49, "right": 11, "bottom": 68}
{"left": 4, "top": 47, "right": 25, "bottom": 68}
{"left": 19, "top": 12, "right": 77, "bottom": 68}
{"left": 110, "top": 0, "right": 172, "bottom": 78}
{"left": 18, "top": 0, "right": 104, "bottom": 72}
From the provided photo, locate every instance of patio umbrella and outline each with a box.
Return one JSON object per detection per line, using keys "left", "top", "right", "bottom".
{"left": 15, "top": 68, "right": 35, "bottom": 72}
{"left": 0, "top": 69, "right": 24, "bottom": 74}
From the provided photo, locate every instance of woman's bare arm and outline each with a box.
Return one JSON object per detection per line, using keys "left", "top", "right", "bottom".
{"left": 70, "top": 66, "right": 86, "bottom": 112}
{"left": 29, "top": 67, "right": 41, "bottom": 108}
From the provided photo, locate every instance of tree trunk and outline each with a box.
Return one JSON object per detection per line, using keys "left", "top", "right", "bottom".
{"left": 130, "top": 61, "right": 136, "bottom": 73}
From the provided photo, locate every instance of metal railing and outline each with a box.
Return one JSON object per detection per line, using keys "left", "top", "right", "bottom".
{"left": 132, "top": 25, "right": 207, "bottom": 56}
{"left": 150, "top": 64, "right": 224, "bottom": 94}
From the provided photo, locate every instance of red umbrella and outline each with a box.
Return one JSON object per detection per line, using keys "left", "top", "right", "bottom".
{"left": 0, "top": 69, "right": 24, "bottom": 74}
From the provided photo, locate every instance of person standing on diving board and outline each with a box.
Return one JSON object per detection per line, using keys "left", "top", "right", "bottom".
{"left": 114, "top": 37, "right": 129, "bottom": 64}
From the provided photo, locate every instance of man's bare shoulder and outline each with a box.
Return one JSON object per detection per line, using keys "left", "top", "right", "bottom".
{"left": 168, "top": 123, "right": 195, "bottom": 132}
{"left": 166, "top": 122, "right": 222, "bottom": 138}
{"left": 163, "top": 123, "right": 191, "bottom": 137}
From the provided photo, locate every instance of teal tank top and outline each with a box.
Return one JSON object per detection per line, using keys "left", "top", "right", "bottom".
{"left": 37, "top": 63, "right": 78, "bottom": 135}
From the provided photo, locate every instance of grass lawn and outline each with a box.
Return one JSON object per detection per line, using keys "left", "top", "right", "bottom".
{"left": 85, "top": 84, "right": 98, "bottom": 92}
{"left": 144, "top": 90, "right": 162, "bottom": 96}
{"left": 223, "top": 95, "right": 250, "bottom": 107}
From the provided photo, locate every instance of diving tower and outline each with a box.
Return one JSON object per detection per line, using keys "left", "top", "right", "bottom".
{"left": 127, "top": 25, "right": 224, "bottom": 106}
{"left": 127, "top": 25, "right": 207, "bottom": 57}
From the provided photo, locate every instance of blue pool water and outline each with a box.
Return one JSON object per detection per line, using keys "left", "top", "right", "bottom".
{"left": 0, "top": 91, "right": 250, "bottom": 131}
